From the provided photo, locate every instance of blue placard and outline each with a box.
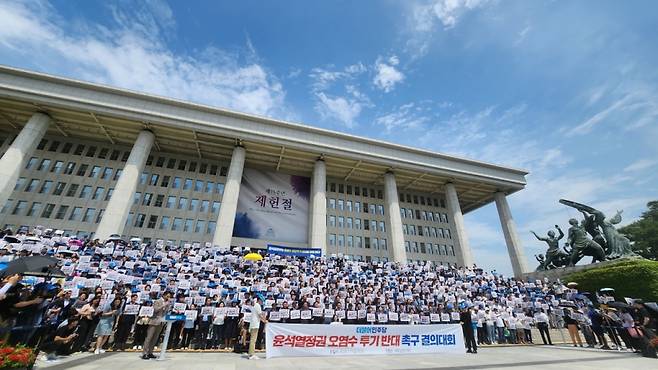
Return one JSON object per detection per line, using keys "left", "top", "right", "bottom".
{"left": 165, "top": 314, "right": 186, "bottom": 321}
{"left": 267, "top": 244, "right": 322, "bottom": 258}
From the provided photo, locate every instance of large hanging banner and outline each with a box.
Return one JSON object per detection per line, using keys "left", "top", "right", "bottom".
{"left": 266, "top": 323, "right": 465, "bottom": 358}
{"left": 267, "top": 244, "right": 322, "bottom": 258}
{"left": 232, "top": 168, "right": 310, "bottom": 244}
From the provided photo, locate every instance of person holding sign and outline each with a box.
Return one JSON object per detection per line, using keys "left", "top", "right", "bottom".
{"left": 114, "top": 294, "right": 140, "bottom": 351}
{"left": 93, "top": 297, "right": 122, "bottom": 354}
{"left": 142, "top": 291, "right": 172, "bottom": 360}
{"left": 195, "top": 297, "right": 213, "bottom": 349}
{"left": 248, "top": 295, "right": 267, "bottom": 360}
{"left": 181, "top": 304, "right": 198, "bottom": 349}
{"left": 223, "top": 301, "right": 240, "bottom": 350}
{"left": 210, "top": 302, "right": 226, "bottom": 349}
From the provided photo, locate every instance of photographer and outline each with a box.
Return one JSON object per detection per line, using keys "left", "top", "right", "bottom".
{"left": 40, "top": 316, "right": 80, "bottom": 361}
{"left": 9, "top": 282, "right": 53, "bottom": 345}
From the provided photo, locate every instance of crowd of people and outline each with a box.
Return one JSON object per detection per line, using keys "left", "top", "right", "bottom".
{"left": 0, "top": 226, "right": 656, "bottom": 362}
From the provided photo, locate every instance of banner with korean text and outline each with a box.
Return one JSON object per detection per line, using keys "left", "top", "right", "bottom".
{"left": 265, "top": 323, "right": 465, "bottom": 359}
{"left": 233, "top": 168, "right": 310, "bottom": 243}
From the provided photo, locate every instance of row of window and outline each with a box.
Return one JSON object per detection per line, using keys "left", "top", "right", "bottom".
{"left": 327, "top": 183, "right": 383, "bottom": 199}
{"left": 37, "top": 139, "right": 129, "bottom": 161}
{"left": 132, "top": 194, "right": 221, "bottom": 213}
{"left": 16, "top": 178, "right": 114, "bottom": 200}
{"left": 2, "top": 200, "right": 105, "bottom": 223}
{"left": 35, "top": 139, "right": 228, "bottom": 176}
{"left": 327, "top": 199, "right": 385, "bottom": 215}
{"left": 2, "top": 196, "right": 222, "bottom": 225}
{"left": 25, "top": 158, "right": 123, "bottom": 179}
{"left": 327, "top": 216, "right": 386, "bottom": 233}
{"left": 125, "top": 213, "right": 217, "bottom": 234}
{"left": 138, "top": 172, "right": 225, "bottom": 194}
{"left": 328, "top": 234, "right": 388, "bottom": 250}
{"left": 402, "top": 224, "right": 452, "bottom": 239}
{"left": 405, "top": 241, "right": 455, "bottom": 256}
{"left": 23, "top": 159, "right": 226, "bottom": 195}
{"left": 399, "top": 193, "right": 445, "bottom": 208}
{"left": 400, "top": 208, "right": 449, "bottom": 223}
{"left": 326, "top": 183, "right": 446, "bottom": 208}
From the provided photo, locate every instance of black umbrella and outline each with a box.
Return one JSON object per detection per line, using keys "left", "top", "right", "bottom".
{"left": 559, "top": 300, "right": 578, "bottom": 308}
{"left": 605, "top": 301, "right": 631, "bottom": 310}
{"left": 3, "top": 236, "right": 20, "bottom": 244}
{"left": 0, "top": 255, "right": 59, "bottom": 277}
{"left": 25, "top": 266, "right": 67, "bottom": 278}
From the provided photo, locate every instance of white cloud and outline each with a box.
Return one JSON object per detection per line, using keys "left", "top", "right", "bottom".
{"left": 463, "top": 216, "right": 509, "bottom": 272}
{"left": 309, "top": 63, "right": 366, "bottom": 91}
{"left": 412, "top": 0, "right": 490, "bottom": 30}
{"left": 309, "top": 63, "right": 371, "bottom": 127}
{"left": 314, "top": 92, "right": 364, "bottom": 128}
{"left": 373, "top": 55, "right": 405, "bottom": 93}
{"left": 405, "top": 0, "right": 491, "bottom": 58}
{"left": 566, "top": 81, "right": 658, "bottom": 136}
{"left": 0, "top": 1, "right": 289, "bottom": 118}
{"left": 624, "top": 158, "right": 658, "bottom": 172}
{"left": 432, "top": 0, "right": 490, "bottom": 28}
{"left": 514, "top": 26, "right": 531, "bottom": 46}
{"left": 566, "top": 94, "right": 633, "bottom": 136}
{"left": 375, "top": 102, "right": 430, "bottom": 131}
{"left": 286, "top": 68, "right": 302, "bottom": 79}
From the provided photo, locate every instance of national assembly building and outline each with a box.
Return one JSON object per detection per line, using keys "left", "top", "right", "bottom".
{"left": 0, "top": 66, "right": 530, "bottom": 276}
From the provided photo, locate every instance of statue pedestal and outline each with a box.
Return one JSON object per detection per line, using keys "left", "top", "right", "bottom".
{"left": 522, "top": 256, "right": 644, "bottom": 282}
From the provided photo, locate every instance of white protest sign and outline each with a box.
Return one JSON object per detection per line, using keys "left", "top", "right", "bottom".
{"left": 124, "top": 304, "right": 140, "bottom": 315}
{"left": 139, "top": 306, "right": 154, "bottom": 317}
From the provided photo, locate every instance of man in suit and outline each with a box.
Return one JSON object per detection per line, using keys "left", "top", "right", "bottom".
{"left": 142, "top": 291, "right": 172, "bottom": 360}
{"left": 460, "top": 305, "right": 477, "bottom": 354}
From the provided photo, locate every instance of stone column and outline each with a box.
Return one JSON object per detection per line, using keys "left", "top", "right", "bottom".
{"left": 308, "top": 159, "right": 327, "bottom": 254}
{"left": 494, "top": 192, "right": 528, "bottom": 276}
{"left": 95, "top": 130, "right": 154, "bottom": 241}
{"left": 384, "top": 171, "right": 407, "bottom": 263}
{"left": 212, "top": 146, "right": 246, "bottom": 250}
{"left": 444, "top": 182, "right": 474, "bottom": 268}
{"left": 0, "top": 113, "right": 51, "bottom": 210}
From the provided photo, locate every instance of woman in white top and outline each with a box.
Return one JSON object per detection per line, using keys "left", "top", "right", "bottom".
{"left": 210, "top": 302, "right": 226, "bottom": 349}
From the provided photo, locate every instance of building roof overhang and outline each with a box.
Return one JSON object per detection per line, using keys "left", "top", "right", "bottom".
{"left": 0, "top": 65, "right": 528, "bottom": 213}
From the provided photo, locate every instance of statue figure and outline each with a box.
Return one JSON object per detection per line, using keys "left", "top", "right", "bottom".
{"left": 534, "top": 254, "right": 546, "bottom": 271}
{"left": 559, "top": 199, "right": 636, "bottom": 259}
{"left": 565, "top": 217, "right": 607, "bottom": 266}
{"left": 578, "top": 210, "right": 607, "bottom": 253}
{"left": 531, "top": 225, "right": 567, "bottom": 269}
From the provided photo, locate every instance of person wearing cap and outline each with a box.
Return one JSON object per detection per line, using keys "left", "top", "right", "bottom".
{"left": 248, "top": 295, "right": 267, "bottom": 360}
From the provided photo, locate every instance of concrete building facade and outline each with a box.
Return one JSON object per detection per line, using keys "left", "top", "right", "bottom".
{"left": 0, "top": 66, "right": 529, "bottom": 275}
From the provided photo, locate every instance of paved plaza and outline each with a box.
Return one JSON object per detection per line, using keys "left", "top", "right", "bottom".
{"left": 34, "top": 345, "right": 654, "bottom": 370}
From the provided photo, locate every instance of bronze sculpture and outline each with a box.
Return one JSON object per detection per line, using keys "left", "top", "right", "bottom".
{"left": 531, "top": 199, "right": 638, "bottom": 271}
{"left": 559, "top": 199, "right": 636, "bottom": 259}
{"left": 531, "top": 226, "right": 568, "bottom": 270}
{"left": 565, "top": 217, "right": 607, "bottom": 265}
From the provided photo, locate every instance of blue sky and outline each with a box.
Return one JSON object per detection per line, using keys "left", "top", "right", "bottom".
{"left": 1, "top": 0, "right": 656, "bottom": 275}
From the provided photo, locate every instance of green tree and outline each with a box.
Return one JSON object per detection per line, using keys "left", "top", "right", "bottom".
{"left": 619, "top": 200, "right": 658, "bottom": 260}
